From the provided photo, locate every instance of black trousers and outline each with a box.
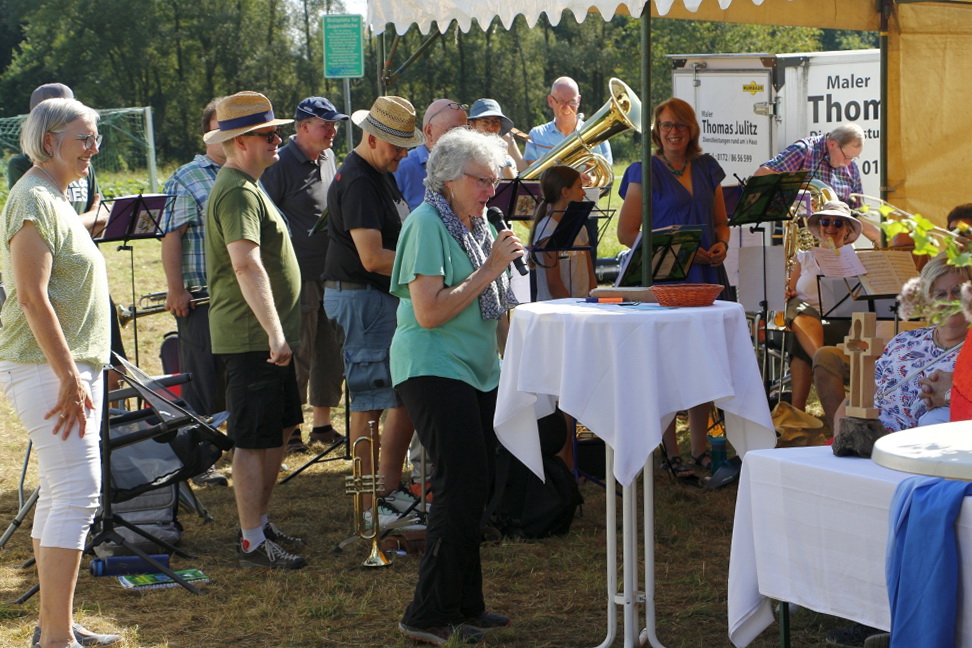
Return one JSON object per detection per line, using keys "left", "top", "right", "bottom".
{"left": 398, "top": 376, "right": 498, "bottom": 628}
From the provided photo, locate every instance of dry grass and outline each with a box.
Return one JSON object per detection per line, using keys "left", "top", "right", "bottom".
{"left": 0, "top": 180, "right": 849, "bottom": 647}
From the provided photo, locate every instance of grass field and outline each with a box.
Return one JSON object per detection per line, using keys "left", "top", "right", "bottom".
{"left": 0, "top": 166, "right": 851, "bottom": 647}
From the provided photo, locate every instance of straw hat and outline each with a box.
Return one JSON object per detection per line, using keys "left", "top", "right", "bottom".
{"left": 204, "top": 91, "right": 293, "bottom": 144}
{"left": 806, "top": 199, "right": 863, "bottom": 245}
{"left": 468, "top": 98, "right": 514, "bottom": 136}
{"left": 351, "top": 96, "right": 425, "bottom": 148}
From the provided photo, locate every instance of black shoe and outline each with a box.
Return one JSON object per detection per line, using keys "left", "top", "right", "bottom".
{"left": 826, "top": 623, "right": 884, "bottom": 647}
{"left": 238, "top": 538, "right": 307, "bottom": 570}
{"left": 464, "top": 611, "right": 511, "bottom": 633}
{"left": 286, "top": 430, "right": 309, "bottom": 454}
{"left": 264, "top": 521, "right": 305, "bottom": 547}
{"left": 309, "top": 424, "right": 344, "bottom": 445}
{"left": 398, "top": 621, "right": 484, "bottom": 646}
{"left": 192, "top": 465, "right": 228, "bottom": 487}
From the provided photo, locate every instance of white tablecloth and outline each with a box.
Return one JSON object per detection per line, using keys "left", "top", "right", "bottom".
{"left": 493, "top": 299, "right": 775, "bottom": 486}
{"left": 728, "top": 445, "right": 972, "bottom": 647}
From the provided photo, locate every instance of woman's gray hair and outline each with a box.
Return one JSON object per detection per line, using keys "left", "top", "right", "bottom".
{"left": 921, "top": 253, "right": 972, "bottom": 299}
{"left": 425, "top": 127, "right": 507, "bottom": 194}
{"left": 827, "top": 122, "right": 865, "bottom": 148}
{"left": 21, "top": 98, "right": 100, "bottom": 164}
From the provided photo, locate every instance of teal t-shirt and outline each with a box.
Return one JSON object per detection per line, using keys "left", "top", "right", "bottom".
{"left": 389, "top": 202, "right": 500, "bottom": 391}
{"left": 205, "top": 166, "right": 301, "bottom": 354}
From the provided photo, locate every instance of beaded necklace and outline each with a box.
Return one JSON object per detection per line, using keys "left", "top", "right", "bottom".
{"left": 661, "top": 154, "right": 688, "bottom": 177}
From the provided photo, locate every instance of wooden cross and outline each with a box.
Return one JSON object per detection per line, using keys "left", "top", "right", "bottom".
{"left": 838, "top": 312, "right": 885, "bottom": 419}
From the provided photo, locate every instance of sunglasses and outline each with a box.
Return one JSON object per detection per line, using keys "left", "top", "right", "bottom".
{"left": 426, "top": 102, "right": 468, "bottom": 124}
{"left": 818, "top": 218, "right": 846, "bottom": 229}
{"left": 242, "top": 128, "right": 282, "bottom": 143}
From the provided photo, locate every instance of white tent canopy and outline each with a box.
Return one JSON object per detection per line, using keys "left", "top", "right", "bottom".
{"left": 367, "top": 0, "right": 799, "bottom": 35}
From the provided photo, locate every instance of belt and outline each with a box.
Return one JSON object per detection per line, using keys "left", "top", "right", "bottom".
{"left": 323, "top": 279, "right": 369, "bottom": 291}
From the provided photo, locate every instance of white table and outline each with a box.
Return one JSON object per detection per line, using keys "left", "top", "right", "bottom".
{"left": 493, "top": 299, "right": 775, "bottom": 648}
{"left": 872, "top": 421, "right": 972, "bottom": 480}
{"left": 728, "top": 445, "right": 972, "bottom": 647}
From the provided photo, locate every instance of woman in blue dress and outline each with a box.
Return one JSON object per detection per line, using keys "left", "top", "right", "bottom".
{"left": 617, "top": 97, "right": 730, "bottom": 288}
{"left": 616, "top": 97, "right": 730, "bottom": 478}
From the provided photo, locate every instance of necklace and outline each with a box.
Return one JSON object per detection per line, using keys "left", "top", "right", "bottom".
{"left": 934, "top": 327, "right": 963, "bottom": 350}
{"left": 661, "top": 154, "right": 688, "bottom": 177}
{"left": 34, "top": 165, "right": 66, "bottom": 197}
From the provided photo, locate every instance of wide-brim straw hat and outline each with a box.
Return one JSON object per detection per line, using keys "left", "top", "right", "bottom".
{"left": 204, "top": 91, "right": 293, "bottom": 144}
{"left": 351, "top": 96, "right": 425, "bottom": 148}
{"left": 807, "top": 199, "right": 863, "bottom": 245}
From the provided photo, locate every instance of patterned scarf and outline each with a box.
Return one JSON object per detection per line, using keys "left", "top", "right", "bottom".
{"left": 424, "top": 187, "right": 518, "bottom": 320}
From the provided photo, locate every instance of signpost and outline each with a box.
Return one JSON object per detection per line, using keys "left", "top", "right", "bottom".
{"left": 323, "top": 14, "right": 364, "bottom": 148}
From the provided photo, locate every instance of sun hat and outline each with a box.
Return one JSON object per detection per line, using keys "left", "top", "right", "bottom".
{"left": 807, "top": 199, "right": 862, "bottom": 245}
{"left": 203, "top": 91, "right": 294, "bottom": 144}
{"left": 468, "top": 98, "right": 514, "bottom": 136}
{"left": 351, "top": 96, "right": 425, "bottom": 148}
{"left": 294, "top": 96, "right": 348, "bottom": 122}
{"left": 29, "top": 83, "right": 74, "bottom": 111}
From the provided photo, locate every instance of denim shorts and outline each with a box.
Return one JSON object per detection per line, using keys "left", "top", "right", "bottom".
{"left": 324, "top": 285, "right": 401, "bottom": 411}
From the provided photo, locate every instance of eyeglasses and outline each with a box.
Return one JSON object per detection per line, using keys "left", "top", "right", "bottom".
{"left": 818, "top": 218, "right": 846, "bottom": 229}
{"left": 551, "top": 96, "right": 580, "bottom": 109}
{"left": 72, "top": 133, "right": 103, "bottom": 149}
{"left": 658, "top": 121, "right": 689, "bottom": 132}
{"left": 242, "top": 128, "right": 282, "bottom": 143}
{"left": 932, "top": 284, "right": 965, "bottom": 301}
{"left": 839, "top": 146, "right": 859, "bottom": 162}
{"left": 426, "top": 102, "right": 468, "bottom": 124}
{"left": 471, "top": 117, "right": 503, "bottom": 127}
{"left": 464, "top": 172, "right": 500, "bottom": 189}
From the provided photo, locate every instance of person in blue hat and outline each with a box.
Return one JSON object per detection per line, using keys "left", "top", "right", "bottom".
{"left": 262, "top": 96, "right": 350, "bottom": 453}
{"left": 468, "top": 98, "right": 527, "bottom": 178}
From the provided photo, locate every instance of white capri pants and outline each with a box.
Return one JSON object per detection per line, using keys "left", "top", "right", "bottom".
{"left": 0, "top": 361, "right": 102, "bottom": 550}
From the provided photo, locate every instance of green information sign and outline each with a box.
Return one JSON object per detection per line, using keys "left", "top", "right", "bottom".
{"left": 322, "top": 14, "right": 364, "bottom": 79}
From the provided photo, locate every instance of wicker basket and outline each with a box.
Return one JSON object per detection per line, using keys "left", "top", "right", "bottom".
{"left": 648, "top": 283, "right": 723, "bottom": 307}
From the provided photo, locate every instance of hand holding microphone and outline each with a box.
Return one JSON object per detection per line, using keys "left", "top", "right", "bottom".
{"left": 486, "top": 207, "right": 528, "bottom": 276}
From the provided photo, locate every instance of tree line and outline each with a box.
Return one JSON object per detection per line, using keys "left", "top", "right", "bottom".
{"left": 0, "top": 0, "right": 876, "bottom": 166}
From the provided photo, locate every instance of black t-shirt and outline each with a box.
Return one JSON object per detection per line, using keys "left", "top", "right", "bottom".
{"left": 324, "top": 150, "right": 406, "bottom": 292}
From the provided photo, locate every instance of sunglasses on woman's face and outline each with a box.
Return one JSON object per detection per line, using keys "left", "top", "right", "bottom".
{"left": 818, "top": 218, "right": 845, "bottom": 229}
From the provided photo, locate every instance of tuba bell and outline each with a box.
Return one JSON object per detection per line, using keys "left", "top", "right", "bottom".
{"left": 519, "top": 78, "right": 642, "bottom": 187}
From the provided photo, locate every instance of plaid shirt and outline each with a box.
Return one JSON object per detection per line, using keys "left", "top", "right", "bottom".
{"left": 763, "top": 135, "right": 862, "bottom": 208}
{"left": 161, "top": 154, "right": 221, "bottom": 288}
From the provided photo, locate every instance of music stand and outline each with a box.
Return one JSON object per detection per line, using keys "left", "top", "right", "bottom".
{"left": 614, "top": 227, "right": 703, "bottom": 288}
{"left": 279, "top": 386, "right": 351, "bottom": 485}
{"left": 729, "top": 171, "right": 807, "bottom": 398}
{"left": 529, "top": 201, "right": 597, "bottom": 300}
{"left": 488, "top": 178, "right": 542, "bottom": 221}
{"left": 94, "top": 193, "right": 173, "bottom": 366}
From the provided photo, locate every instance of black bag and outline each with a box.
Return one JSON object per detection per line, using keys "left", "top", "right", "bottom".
{"left": 485, "top": 411, "right": 583, "bottom": 539}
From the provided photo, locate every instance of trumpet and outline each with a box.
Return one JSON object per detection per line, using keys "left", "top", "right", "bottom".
{"left": 117, "top": 287, "right": 209, "bottom": 327}
{"left": 344, "top": 420, "right": 392, "bottom": 568}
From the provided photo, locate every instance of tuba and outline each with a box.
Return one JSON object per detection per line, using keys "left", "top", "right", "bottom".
{"left": 782, "top": 179, "right": 840, "bottom": 288}
{"left": 519, "top": 78, "right": 642, "bottom": 187}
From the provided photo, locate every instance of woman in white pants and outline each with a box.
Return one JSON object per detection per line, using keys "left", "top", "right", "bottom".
{"left": 0, "top": 98, "right": 116, "bottom": 648}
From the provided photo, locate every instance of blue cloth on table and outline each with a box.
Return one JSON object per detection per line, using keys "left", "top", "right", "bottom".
{"left": 886, "top": 475, "right": 972, "bottom": 648}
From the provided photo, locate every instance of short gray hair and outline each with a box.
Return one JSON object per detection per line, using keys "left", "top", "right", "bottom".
{"left": 827, "top": 122, "right": 865, "bottom": 148}
{"left": 425, "top": 128, "right": 507, "bottom": 194}
{"left": 21, "top": 98, "right": 100, "bottom": 164}
{"left": 921, "top": 253, "right": 972, "bottom": 299}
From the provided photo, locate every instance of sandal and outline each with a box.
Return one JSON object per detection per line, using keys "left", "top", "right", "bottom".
{"left": 693, "top": 451, "right": 712, "bottom": 472}
{"left": 665, "top": 455, "right": 696, "bottom": 479}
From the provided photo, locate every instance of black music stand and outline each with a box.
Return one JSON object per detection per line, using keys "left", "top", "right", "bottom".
{"left": 729, "top": 171, "right": 807, "bottom": 398}
{"left": 529, "top": 201, "right": 596, "bottom": 300}
{"left": 614, "top": 227, "right": 703, "bottom": 288}
{"left": 93, "top": 193, "right": 173, "bottom": 366}
{"left": 488, "top": 178, "right": 542, "bottom": 221}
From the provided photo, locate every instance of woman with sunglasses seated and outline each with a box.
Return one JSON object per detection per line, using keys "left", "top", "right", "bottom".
{"left": 785, "top": 200, "right": 863, "bottom": 412}
{"left": 616, "top": 97, "right": 730, "bottom": 478}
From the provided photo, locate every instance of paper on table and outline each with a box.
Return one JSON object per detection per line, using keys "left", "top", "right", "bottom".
{"left": 811, "top": 244, "right": 866, "bottom": 277}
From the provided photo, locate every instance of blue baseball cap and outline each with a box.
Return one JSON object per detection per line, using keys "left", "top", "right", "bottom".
{"left": 294, "top": 97, "right": 349, "bottom": 122}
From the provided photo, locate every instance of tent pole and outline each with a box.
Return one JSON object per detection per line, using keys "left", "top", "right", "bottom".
{"left": 641, "top": 3, "right": 653, "bottom": 288}
{"left": 879, "top": 0, "right": 891, "bottom": 205}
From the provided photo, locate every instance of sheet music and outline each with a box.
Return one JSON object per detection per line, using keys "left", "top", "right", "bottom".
{"left": 856, "top": 250, "right": 919, "bottom": 296}
{"left": 811, "top": 244, "right": 866, "bottom": 277}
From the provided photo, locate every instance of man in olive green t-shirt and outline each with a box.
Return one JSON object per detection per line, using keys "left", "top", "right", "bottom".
{"left": 203, "top": 91, "right": 306, "bottom": 570}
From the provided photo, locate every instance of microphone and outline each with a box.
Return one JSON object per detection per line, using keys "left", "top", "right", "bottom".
{"left": 486, "top": 207, "right": 528, "bottom": 276}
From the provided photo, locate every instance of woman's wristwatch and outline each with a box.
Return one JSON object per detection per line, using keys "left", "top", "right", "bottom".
{"left": 944, "top": 387, "right": 952, "bottom": 406}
